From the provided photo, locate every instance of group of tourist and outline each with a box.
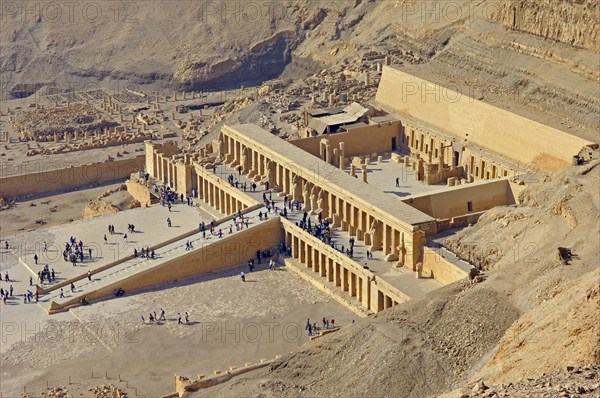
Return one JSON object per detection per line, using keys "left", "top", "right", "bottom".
{"left": 240, "top": 249, "right": 277, "bottom": 281}
{"left": 226, "top": 172, "right": 258, "bottom": 193}
{"left": 60, "top": 236, "right": 91, "bottom": 266}
{"left": 133, "top": 246, "right": 156, "bottom": 259}
{"left": 158, "top": 185, "right": 179, "bottom": 207}
{"left": 1, "top": 284, "right": 14, "bottom": 305}
{"left": 37, "top": 264, "right": 55, "bottom": 284}
{"left": 305, "top": 317, "right": 337, "bottom": 336}
{"left": 1, "top": 275, "right": 38, "bottom": 305}
{"left": 141, "top": 308, "right": 191, "bottom": 325}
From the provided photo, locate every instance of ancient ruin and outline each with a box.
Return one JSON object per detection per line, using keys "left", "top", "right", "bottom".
{"left": 1, "top": 1, "right": 598, "bottom": 397}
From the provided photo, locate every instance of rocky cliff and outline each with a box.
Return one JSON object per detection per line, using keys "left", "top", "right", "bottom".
{"left": 490, "top": 0, "right": 599, "bottom": 51}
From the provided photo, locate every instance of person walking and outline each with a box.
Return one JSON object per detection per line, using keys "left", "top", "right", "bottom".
{"left": 178, "top": 313, "right": 182, "bottom": 324}
{"left": 240, "top": 272, "right": 245, "bottom": 282}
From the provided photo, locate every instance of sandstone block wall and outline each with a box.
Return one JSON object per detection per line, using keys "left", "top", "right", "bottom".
{"left": 376, "top": 67, "right": 594, "bottom": 172}
{"left": 422, "top": 247, "right": 469, "bottom": 285}
{"left": 402, "top": 178, "right": 516, "bottom": 220}
{"left": 0, "top": 156, "right": 144, "bottom": 198}
{"left": 125, "top": 180, "right": 155, "bottom": 207}
{"left": 290, "top": 121, "right": 401, "bottom": 158}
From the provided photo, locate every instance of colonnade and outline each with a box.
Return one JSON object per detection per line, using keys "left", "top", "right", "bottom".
{"left": 193, "top": 165, "right": 257, "bottom": 216}
{"left": 400, "top": 123, "right": 514, "bottom": 180}
{"left": 219, "top": 125, "right": 424, "bottom": 269}
{"left": 283, "top": 219, "right": 403, "bottom": 312}
{"left": 145, "top": 141, "right": 184, "bottom": 191}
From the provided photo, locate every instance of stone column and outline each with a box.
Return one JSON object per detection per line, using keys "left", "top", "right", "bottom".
{"left": 302, "top": 182, "right": 311, "bottom": 212}
{"left": 310, "top": 186, "right": 319, "bottom": 215}
{"left": 362, "top": 165, "right": 368, "bottom": 183}
{"left": 369, "top": 219, "right": 382, "bottom": 251}
{"left": 386, "top": 228, "right": 399, "bottom": 261}
{"left": 339, "top": 142, "right": 346, "bottom": 170}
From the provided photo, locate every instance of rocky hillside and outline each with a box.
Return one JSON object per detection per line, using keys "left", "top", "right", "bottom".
{"left": 2, "top": 1, "right": 598, "bottom": 142}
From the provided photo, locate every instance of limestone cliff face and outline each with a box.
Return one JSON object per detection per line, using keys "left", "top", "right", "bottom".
{"left": 173, "top": 31, "right": 298, "bottom": 89}
{"left": 490, "top": 0, "right": 599, "bottom": 51}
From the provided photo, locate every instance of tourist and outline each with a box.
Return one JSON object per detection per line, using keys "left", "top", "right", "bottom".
{"left": 396, "top": 177, "right": 400, "bottom": 187}
{"left": 29, "top": 276, "right": 32, "bottom": 286}
{"left": 104, "top": 234, "right": 108, "bottom": 244}
{"left": 59, "top": 288, "right": 64, "bottom": 298}
{"left": 240, "top": 271, "right": 245, "bottom": 282}
{"left": 331, "top": 319, "right": 335, "bottom": 328}
{"left": 34, "top": 254, "right": 38, "bottom": 265}
{"left": 141, "top": 315, "right": 145, "bottom": 324}
{"left": 185, "top": 312, "right": 189, "bottom": 323}
{"left": 9, "top": 285, "right": 13, "bottom": 296}
{"left": 178, "top": 313, "right": 182, "bottom": 324}
{"left": 159, "top": 308, "right": 165, "bottom": 321}
{"left": 70, "top": 282, "right": 75, "bottom": 292}
{"left": 167, "top": 218, "right": 172, "bottom": 227}
{"left": 87, "top": 271, "right": 92, "bottom": 281}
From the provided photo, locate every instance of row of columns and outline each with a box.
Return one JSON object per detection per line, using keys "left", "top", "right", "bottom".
{"left": 195, "top": 170, "right": 247, "bottom": 215}
{"left": 152, "top": 151, "right": 179, "bottom": 191}
{"left": 221, "top": 130, "right": 420, "bottom": 268}
{"left": 284, "top": 228, "right": 399, "bottom": 313}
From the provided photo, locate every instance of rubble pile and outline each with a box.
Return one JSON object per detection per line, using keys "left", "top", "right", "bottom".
{"left": 9, "top": 103, "right": 119, "bottom": 141}
{"left": 88, "top": 384, "right": 127, "bottom": 398}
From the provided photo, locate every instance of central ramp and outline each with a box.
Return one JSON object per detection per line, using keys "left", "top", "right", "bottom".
{"left": 47, "top": 215, "right": 283, "bottom": 313}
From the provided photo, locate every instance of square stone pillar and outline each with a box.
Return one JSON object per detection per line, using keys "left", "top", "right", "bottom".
{"left": 325, "top": 144, "right": 332, "bottom": 164}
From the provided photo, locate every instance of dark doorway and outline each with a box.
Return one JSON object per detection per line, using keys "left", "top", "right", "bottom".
{"left": 392, "top": 137, "right": 397, "bottom": 151}
{"left": 454, "top": 151, "right": 460, "bottom": 166}
{"left": 467, "top": 201, "right": 473, "bottom": 212}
